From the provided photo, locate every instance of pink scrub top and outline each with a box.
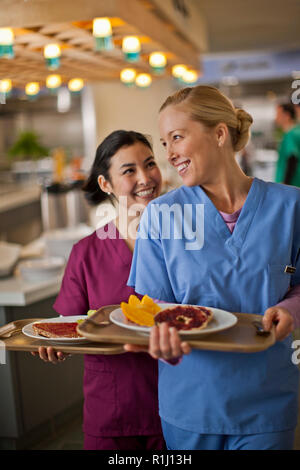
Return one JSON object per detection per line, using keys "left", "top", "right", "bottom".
{"left": 53, "top": 223, "right": 163, "bottom": 438}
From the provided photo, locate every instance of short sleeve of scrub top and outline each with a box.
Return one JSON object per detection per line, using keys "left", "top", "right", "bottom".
{"left": 53, "top": 244, "right": 89, "bottom": 316}
{"left": 128, "top": 205, "right": 177, "bottom": 303}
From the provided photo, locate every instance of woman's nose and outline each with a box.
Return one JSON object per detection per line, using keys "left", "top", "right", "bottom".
{"left": 137, "top": 169, "right": 151, "bottom": 184}
{"left": 166, "top": 144, "right": 178, "bottom": 164}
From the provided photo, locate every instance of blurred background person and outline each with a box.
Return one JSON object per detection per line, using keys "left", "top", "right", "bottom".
{"left": 294, "top": 103, "right": 300, "bottom": 124}
{"left": 275, "top": 102, "right": 300, "bottom": 187}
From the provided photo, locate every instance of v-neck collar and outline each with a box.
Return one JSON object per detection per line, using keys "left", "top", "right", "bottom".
{"left": 106, "top": 221, "right": 133, "bottom": 266}
{"left": 193, "top": 178, "right": 265, "bottom": 254}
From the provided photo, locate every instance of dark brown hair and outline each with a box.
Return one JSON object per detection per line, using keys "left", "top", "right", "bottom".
{"left": 82, "top": 130, "right": 153, "bottom": 206}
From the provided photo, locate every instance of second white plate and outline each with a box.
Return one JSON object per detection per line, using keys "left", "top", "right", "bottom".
{"left": 22, "top": 315, "right": 89, "bottom": 344}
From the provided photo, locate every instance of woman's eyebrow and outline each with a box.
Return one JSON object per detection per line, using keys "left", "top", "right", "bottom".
{"left": 119, "top": 155, "right": 154, "bottom": 169}
{"left": 160, "top": 129, "right": 185, "bottom": 140}
{"left": 119, "top": 162, "right": 136, "bottom": 169}
{"left": 144, "top": 155, "right": 154, "bottom": 163}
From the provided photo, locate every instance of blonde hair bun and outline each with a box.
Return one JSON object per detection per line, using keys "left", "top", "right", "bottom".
{"left": 160, "top": 85, "right": 254, "bottom": 152}
{"left": 235, "top": 109, "right": 253, "bottom": 152}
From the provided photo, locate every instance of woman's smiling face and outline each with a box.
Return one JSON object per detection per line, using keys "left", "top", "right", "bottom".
{"left": 159, "top": 105, "right": 220, "bottom": 187}
{"left": 100, "top": 141, "right": 162, "bottom": 208}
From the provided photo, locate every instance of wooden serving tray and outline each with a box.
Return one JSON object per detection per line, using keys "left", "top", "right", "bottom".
{"left": 77, "top": 305, "right": 276, "bottom": 354}
{"left": 0, "top": 318, "right": 125, "bottom": 355}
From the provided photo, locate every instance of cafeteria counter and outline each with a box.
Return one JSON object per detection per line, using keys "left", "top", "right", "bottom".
{"left": 0, "top": 274, "right": 84, "bottom": 450}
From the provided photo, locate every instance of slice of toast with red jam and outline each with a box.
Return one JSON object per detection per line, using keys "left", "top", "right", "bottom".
{"left": 32, "top": 322, "right": 81, "bottom": 338}
{"left": 154, "top": 305, "right": 213, "bottom": 331}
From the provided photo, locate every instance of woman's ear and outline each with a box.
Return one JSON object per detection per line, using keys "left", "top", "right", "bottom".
{"left": 98, "top": 175, "right": 113, "bottom": 195}
{"left": 215, "top": 123, "right": 228, "bottom": 147}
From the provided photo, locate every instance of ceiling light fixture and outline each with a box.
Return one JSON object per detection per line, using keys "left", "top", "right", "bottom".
{"left": 93, "top": 17, "right": 113, "bottom": 51}
{"left": 135, "top": 73, "right": 152, "bottom": 88}
{"left": 122, "top": 36, "right": 141, "bottom": 62}
{"left": 25, "top": 82, "right": 40, "bottom": 98}
{"left": 44, "top": 44, "right": 61, "bottom": 70}
{"left": 46, "top": 74, "right": 62, "bottom": 93}
{"left": 68, "top": 78, "right": 84, "bottom": 93}
{"left": 120, "top": 68, "right": 136, "bottom": 86}
{"left": 0, "top": 79, "right": 12, "bottom": 96}
{"left": 0, "top": 28, "right": 14, "bottom": 58}
{"left": 172, "top": 64, "right": 187, "bottom": 80}
{"left": 182, "top": 69, "right": 199, "bottom": 85}
{"left": 149, "top": 52, "right": 167, "bottom": 75}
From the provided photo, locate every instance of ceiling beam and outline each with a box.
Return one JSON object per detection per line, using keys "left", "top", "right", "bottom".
{"left": 0, "top": 0, "right": 200, "bottom": 69}
{"left": 0, "top": 0, "right": 116, "bottom": 28}
{"left": 114, "top": 0, "right": 200, "bottom": 69}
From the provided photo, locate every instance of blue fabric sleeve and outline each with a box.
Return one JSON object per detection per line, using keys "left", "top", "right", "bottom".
{"left": 128, "top": 207, "right": 177, "bottom": 303}
{"left": 291, "top": 198, "right": 300, "bottom": 287}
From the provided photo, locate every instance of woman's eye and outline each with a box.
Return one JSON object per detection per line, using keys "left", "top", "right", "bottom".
{"left": 161, "top": 142, "right": 167, "bottom": 148}
{"left": 123, "top": 168, "right": 134, "bottom": 175}
{"left": 147, "top": 161, "right": 157, "bottom": 168}
{"left": 173, "top": 134, "right": 181, "bottom": 141}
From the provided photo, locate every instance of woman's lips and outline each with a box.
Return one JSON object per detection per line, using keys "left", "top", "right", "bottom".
{"left": 134, "top": 187, "right": 156, "bottom": 199}
{"left": 176, "top": 160, "right": 190, "bottom": 175}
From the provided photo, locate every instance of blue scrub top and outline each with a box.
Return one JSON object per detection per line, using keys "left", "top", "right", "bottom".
{"left": 128, "top": 178, "right": 300, "bottom": 434}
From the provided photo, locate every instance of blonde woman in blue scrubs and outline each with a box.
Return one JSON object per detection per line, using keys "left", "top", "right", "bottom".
{"left": 126, "top": 85, "right": 300, "bottom": 450}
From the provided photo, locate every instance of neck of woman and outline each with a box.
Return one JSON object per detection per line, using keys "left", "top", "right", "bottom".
{"left": 201, "top": 158, "right": 253, "bottom": 214}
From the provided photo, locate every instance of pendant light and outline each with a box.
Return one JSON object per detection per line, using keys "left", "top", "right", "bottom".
{"left": 46, "top": 74, "right": 62, "bottom": 93}
{"left": 93, "top": 17, "right": 113, "bottom": 51}
{"left": 0, "top": 79, "right": 12, "bottom": 96}
{"left": 68, "top": 78, "right": 84, "bottom": 93}
{"left": 25, "top": 82, "right": 40, "bottom": 99}
{"left": 44, "top": 44, "right": 61, "bottom": 70}
{"left": 120, "top": 68, "right": 136, "bottom": 87}
{"left": 149, "top": 52, "right": 167, "bottom": 75}
{"left": 0, "top": 28, "right": 14, "bottom": 58}
{"left": 182, "top": 69, "right": 199, "bottom": 85}
{"left": 122, "top": 36, "right": 141, "bottom": 62}
{"left": 172, "top": 64, "right": 187, "bottom": 81}
{"left": 135, "top": 73, "right": 152, "bottom": 88}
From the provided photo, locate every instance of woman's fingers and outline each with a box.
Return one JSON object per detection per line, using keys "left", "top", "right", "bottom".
{"left": 36, "top": 346, "right": 68, "bottom": 363}
{"left": 169, "top": 327, "right": 183, "bottom": 358}
{"left": 38, "top": 346, "right": 50, "bottom": 361}
{"left": 157, "top": 323, "right": 173, "bottom": 359}
{"left": 149, "top": 324, "right": 161, "bottom": 359}
{"left": 123, "top": 344, "right": 149, "bottom": 353}
{"left": 124, "top": 323, "right": 192, "bottom": 360}
{"left": 263, "top": 307, "right": 294, "bottom": 341}
{"left": 149, "top": 323, "right": 190, "bottom": 360}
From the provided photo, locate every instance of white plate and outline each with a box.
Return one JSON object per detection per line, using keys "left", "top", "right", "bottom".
{"left": 109, "top": 303, "right": 238, "bottom": 336}
{"left": 22, "top": 316, "right": 89, "bottom": 344}
{"left": 18, "top": 256, "right": 65, "bottom": 282}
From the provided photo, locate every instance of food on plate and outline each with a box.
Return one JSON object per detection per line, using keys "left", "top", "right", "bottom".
{"left": 121, "top": 294, "right": 161, "bottom": 327}
{"left": 77, "top": 309, "right": 97, "bottom": 325}
{"left": 32, "top": 322, "right": 83, "bottom": 338}
{"left": 154, "top": 305, "right": 213, "bottom": 331}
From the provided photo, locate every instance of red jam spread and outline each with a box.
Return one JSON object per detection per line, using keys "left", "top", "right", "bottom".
{"left": 33, "top": 322, "right": 80, "bottom": 338}
{"left": 154, "top": 305, "right": 212, "bottom": 331}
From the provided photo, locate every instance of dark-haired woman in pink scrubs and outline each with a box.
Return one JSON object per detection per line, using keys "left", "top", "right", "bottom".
{"left": 34, "top": 130, "right": 165, "bottom": 450}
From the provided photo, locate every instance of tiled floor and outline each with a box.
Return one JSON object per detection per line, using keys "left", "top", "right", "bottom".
{"left": 30, "top": 415, "right": 84, "bottom": 450}
{"left": 29, "top": 411, "right": 300, "bottom": 450}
